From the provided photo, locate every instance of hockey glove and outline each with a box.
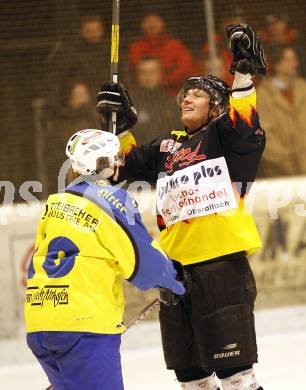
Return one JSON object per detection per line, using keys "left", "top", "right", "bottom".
{"left": 226, "top": 24, "right": 266, "bottom": 78}
{"left": 97, "top": 82, "right": 138, "bottom": 135}
{"left": 159, "top": 261, "right": 191, "bottom": 306}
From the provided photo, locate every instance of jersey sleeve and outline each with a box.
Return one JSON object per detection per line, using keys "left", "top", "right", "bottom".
{"left": 66, "top": 182, "right": 184, "bottom": 294}
{"left": 215, "top": 71, "right": 264, "bottom": 149}
{"left": 104, "top": 189, "right": 183, "bottom": 293}
{"left": 117, "top": 131, "right": 161, "bottom": 182}
{"left": 227, "top": 90, "right": 265, "bottom": 146}
{"left": 217, "top": 80, "right": 266, "bottom": 191}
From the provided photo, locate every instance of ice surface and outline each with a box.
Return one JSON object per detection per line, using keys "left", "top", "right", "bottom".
{"left": 1, "top": 305, "right": 306, "bottom": 389}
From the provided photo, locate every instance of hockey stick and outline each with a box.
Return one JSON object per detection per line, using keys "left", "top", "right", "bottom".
{"left": 44, "top": 298, "right": 160, "bottom": 389}
{"left": 109, "top": 0, "right": 120, "bottom": 134}
{"left": 124, "top": 298, "right": 160, "bottom": 331}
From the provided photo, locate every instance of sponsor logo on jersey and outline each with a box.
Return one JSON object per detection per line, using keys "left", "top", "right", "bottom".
{"left": 160, "top": 139, "right": 182, "bottom": 153}
{"left": 98, "top": 188, "right": 127, "bottom": 213}
{"left": 255, "top": 128, "right": 264, "bottom": 136}
{"left": 157, "top": 157, "right": 237, "bottom": 225}
{"left": 26, "top": 285, "right": 69, "bottom": 307}
{"left": 158, "top": 162, "right": 223, "bottom": 201}
{"left": 164, "top": 141, "right": 206, "bottom": 172}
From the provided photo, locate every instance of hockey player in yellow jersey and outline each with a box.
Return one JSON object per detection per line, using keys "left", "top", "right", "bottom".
{"left": 24, "top": 129, "right": 185, "bottom": 390}
{"left": 97, "top": 25, "right": 266, "bottom": 390}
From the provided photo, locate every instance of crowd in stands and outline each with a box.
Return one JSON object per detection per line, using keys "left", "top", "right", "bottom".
{"left": 41, "top": 11, "right": 306, "bottom": 193}
{"left": 257, "top": 45, "right": 306, "bottom": 176}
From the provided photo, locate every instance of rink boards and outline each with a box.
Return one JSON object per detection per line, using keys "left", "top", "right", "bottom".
{"left": 1, "top": 176, "right": 306, "bottom": 337}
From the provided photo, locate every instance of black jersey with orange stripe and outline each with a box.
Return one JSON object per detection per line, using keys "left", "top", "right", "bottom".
{"left": 118, "top": 92, "right": 265, "bottom": 265}
{"left": 120, "top": 92, "right": 264, "bottom": 186}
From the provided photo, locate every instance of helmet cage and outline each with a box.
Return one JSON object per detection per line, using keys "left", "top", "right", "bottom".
{"left": 177, "top": 75, "right": 230, "bottom": 109}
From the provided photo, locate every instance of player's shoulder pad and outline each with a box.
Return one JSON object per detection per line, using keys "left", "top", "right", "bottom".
{"left": 65, "top": 180, "right": 140, "bottom": 225}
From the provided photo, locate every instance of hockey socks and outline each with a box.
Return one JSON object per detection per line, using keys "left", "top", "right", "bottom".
{"left": 180, "top": 373, "right": 219, "bottom": 389}
{"left": 220, "top": 367, "right": 260, "bottom": 390}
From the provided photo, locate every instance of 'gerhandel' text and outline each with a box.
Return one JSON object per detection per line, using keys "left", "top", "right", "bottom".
{"left": 162, "top": 188, "right": 228, "bottom": 216}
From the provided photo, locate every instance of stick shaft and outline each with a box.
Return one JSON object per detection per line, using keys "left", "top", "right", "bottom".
{"left": 124, "top": 298, "right": 160, "bottom": 331}
{"left": 109, "top": 0, "right": 120, "bottom": 134}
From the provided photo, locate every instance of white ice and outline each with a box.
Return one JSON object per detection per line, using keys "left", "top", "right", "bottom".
{"left": 1, "top": 305, "right": 306, "bottom": 389}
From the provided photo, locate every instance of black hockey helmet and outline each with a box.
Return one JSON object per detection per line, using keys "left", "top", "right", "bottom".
{"left": 177, "top": 75, "right": 231, "bottom": 110}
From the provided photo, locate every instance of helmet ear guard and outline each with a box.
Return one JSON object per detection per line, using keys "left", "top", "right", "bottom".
{"left": 95, "top": 156, "right": 115, "bottom": 179}
{"left": 95, "top": 152, "right": 125, "bottom": 179}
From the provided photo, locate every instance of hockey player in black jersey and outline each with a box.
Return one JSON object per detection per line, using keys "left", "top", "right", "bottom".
{"left": 97, "top": 24, "right": 266, "bottom": 390}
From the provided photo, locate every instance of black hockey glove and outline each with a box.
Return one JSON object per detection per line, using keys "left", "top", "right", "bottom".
{"left": 159, "top": 261, "right": 191, "bottom": 306}
{"left": 97, "top": 82, "right": 138, "bottom": 135}
{"left": 226, "top": 24, "right": 266, "bottom": 78}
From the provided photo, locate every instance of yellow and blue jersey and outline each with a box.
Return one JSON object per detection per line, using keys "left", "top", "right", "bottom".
{"left": 24, "top": 180, "right": 179, "bottom": 334}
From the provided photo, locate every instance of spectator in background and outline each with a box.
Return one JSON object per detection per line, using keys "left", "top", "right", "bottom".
{"left": 260, "top": 14, "right": 298, "bottom": 45}
{"left": 257, "top": 46, "right": 306, "bottom": 177}
{"left": 48, "top": 15, "right": 109, "bottom": 102}
{"left": 200, "top": 55, "right": 227, "bottom": 81}
{"left": 128, "top": 13, "right": 196, "bottom": 96}
{"left": 201, "top": 10, "right": 246, "bottom": 85}
{"left": 131, "top": 56, "right": 181, "bottom": 145}
{"left": 68, "top": 15, "right": 110, "bottom": 96}
{"left": 53, "top": 80, "right": 100, "bottom": 142}
{"left": 259, "top": 14, "right": 305, "bottom": 76}
{"left": 47, "top": 80, "right": 100, "bottom": 192}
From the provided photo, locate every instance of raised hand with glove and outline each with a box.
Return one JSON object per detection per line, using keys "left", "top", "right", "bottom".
{"left": 226, "top": 24, "right": 266, "bottom": 78}
{"left": 97, "top": 82, "right": 138, "bottom": 134}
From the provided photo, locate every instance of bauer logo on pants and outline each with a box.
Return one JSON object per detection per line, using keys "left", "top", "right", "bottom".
{"left": 213, "top": 350, "right": 240, "bottom": 359}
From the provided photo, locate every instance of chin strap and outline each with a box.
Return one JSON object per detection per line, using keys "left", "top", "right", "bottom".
{"left": 112, "top": 164, "right": 120, "bottom": 181}
{"left": 186, "top": 105, "right": 224, "bottom": 136}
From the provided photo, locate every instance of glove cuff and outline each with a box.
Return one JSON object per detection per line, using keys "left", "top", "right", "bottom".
{"left": 231, "top": 72, "right": 254, "bottom": 98}
{"left": 118, "top": 130, "right": 129, "bottom": 138}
